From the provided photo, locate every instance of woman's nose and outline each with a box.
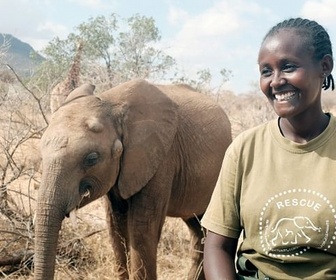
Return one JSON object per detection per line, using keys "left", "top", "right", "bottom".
{"left": 270, "top": 73, "right": 286, "bottom": 88}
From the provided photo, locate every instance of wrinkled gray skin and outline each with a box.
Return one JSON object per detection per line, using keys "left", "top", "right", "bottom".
{"left": 34, "top": 79, "right": 232, "bottom": 280}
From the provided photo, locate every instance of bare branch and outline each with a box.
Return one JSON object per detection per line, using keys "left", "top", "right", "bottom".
{"left": 5, "top": 63, "right": 49, "bottom": 126}
{"left": 0, "top": 250, "right": 34, "bottom": 266}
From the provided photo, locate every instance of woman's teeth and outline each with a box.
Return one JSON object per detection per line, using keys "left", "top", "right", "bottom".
{"left": 274, "top": 91, "right": 296, "bottom": 101}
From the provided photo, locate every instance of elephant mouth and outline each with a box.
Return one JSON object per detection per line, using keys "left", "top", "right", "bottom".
{"left": 65, "top": 177, "right": 104, "bottom": 227}
{"left": 64, "top": 180, "right": 92, "bottom": 219}
{"left": 79, "top": 179, "right": 93, "bottom": 199}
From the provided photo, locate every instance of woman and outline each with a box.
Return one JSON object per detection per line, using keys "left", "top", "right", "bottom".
{"left": 201, "top": 18, "right": 336, "bottom": 280}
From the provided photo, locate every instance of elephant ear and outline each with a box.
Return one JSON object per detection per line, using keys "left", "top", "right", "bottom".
{"left": 110, "top": 80, "right": 178, "bottom": 199}
{"left": 64, "top": 83, "right": 95, "bottom": 104}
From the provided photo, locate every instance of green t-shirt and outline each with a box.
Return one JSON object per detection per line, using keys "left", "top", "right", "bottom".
{"left": 201, "top": 114, "right": 336, "bottom": 279}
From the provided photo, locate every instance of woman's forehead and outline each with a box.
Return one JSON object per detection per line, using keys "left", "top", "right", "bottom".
{"left": 263, "top": 29, "right": 305, "bottom": 46}
{"left": 259, "top": 29, "right": 312, "bottom": 60}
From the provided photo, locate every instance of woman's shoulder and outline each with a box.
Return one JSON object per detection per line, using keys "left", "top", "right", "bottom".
{"left": 235, "top": 119, "right": 276, "bottom": 142}
{"left": 228, "top": 119, "right": 276, "bottom": 154}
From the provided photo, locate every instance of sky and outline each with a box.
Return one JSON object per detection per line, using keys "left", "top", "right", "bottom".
{"left": 1, "top": 0, "right": 336, "bottom": 94}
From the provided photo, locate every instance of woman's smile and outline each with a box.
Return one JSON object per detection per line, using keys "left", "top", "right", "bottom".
{"left": 273, "top": 91, "right": 299, "bottom": 102}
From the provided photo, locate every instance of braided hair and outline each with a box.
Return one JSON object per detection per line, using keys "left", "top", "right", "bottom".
{"left": 263, "top": 18, "right": 334, "bottom": 91}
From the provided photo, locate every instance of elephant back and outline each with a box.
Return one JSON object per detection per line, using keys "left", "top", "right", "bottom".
{"left": 157, "top": 83, "right": 232, "bottom": 215}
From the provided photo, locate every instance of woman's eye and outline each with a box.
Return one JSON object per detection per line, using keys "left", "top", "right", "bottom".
{"left": 84, "top": 152, "right": 100, "bottom": 167}
{"left": 283, "top": 64, "right": 297, "bottom": 72}
{"left": 260, "top": 68, "right": 272, "bottom": 77}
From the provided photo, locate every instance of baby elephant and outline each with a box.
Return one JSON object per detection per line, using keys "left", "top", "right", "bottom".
{"left": 34, "top": 79, "right": 232, "bottom": 279}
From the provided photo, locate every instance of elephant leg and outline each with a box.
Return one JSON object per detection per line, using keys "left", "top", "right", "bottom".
{"left": 127, "top": 185, "right": 169, "bottom": 280}
{"left": 105, "top": 193, "right": 129, "bottom": 280}
{"left": 184, "top": 215, "right": 206, "bottom": 280}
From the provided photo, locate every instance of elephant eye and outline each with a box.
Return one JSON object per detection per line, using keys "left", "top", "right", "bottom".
{"left": 84, "top": 152, "right": 100, "bottom": 167}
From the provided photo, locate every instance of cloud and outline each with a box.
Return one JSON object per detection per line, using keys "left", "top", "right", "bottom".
{"left": 301, "top": 0, "right": 336, "bottom": 25}
{"left": 0, "top": 0, "right": 57, "bottom": 50}
{"left": 168, "top": 0, "right": 275, "bottom": 57}
{"left": 67, "top": 0, "right": 114, "bottom": 10}
{"left": 163, "top": 0, "right": 270, "bottom": 82}
{"left": 29, "top": 21, "right": 69, "bottom": 50}
{"left": 167, "top": 6, "right": 189, "bottom": 27}
{"left": 166, "top": 1, "right": 241, "bottom": 61}
{"left": 37, "top": 22, "right": 69, "bottom": 38}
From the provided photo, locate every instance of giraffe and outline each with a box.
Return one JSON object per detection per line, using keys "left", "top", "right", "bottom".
{"left": 49, "top": 40, "right": 84, "bottom": 113}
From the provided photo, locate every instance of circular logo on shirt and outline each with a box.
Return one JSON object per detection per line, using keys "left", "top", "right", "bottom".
{"left": 259, "top": 188, "right": 336, "bottom": 257}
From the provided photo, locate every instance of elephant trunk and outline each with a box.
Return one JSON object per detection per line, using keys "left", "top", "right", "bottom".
{"left": 34, "top": 174, "right": 67, "bottom": 280}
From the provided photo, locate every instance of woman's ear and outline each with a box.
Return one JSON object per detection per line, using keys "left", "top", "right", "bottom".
{"left": 321, "top": 54, "right": 334, "bottom": 76}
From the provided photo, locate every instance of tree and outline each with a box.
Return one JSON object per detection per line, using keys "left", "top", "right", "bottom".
{"left": 0, "top": 34, "right": 11, "bottom": 64}
{"left": 37, "top": 13, "right": 176, "bottom": 88}
{"left": 75, "top": 14, "right": 118, "bottom": 84}
{"left": 31, "top": 37, "right": 78, "bottom": 93}
{"left": 171, "top": 67, "right": 232, "bottom": 98}
{"left": 115, "top": 14, "right": 175, "bottom": 81}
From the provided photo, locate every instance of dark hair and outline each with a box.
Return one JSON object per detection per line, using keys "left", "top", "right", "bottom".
{"left": 263, "top": 17, "right": 334, "bottom": 91}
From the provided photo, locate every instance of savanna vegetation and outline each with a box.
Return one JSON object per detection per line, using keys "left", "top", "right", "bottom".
{"left": 1, "top": 13, "right": 336, "bottom": 279}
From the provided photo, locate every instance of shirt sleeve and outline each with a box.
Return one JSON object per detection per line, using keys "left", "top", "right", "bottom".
{"left": 201, "top": 141, "right": 242, "bottom": 239}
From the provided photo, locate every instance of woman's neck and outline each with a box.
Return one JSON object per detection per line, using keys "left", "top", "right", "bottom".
{"left": 279, "top": 113, "right": 330, "bottom": 143}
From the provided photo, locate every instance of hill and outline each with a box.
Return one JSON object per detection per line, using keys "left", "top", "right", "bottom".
{"left": 0, "top": 33, "right": 44, "bottom": 76}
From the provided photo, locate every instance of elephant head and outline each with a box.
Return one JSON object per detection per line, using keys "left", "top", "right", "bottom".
{"left": 34, "top": 80, "right": 180, "bottom": 279}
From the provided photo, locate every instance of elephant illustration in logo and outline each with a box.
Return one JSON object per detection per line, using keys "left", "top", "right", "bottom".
{"left": 269, "top": 216, "right": 321, "bottom": 246}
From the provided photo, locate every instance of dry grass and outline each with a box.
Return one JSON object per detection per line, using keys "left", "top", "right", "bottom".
{"left": 1, "top": 196, "right": 192, "bottom": 279}
{"left": 1, "top": 84, "right": 336, "bottom": 279}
